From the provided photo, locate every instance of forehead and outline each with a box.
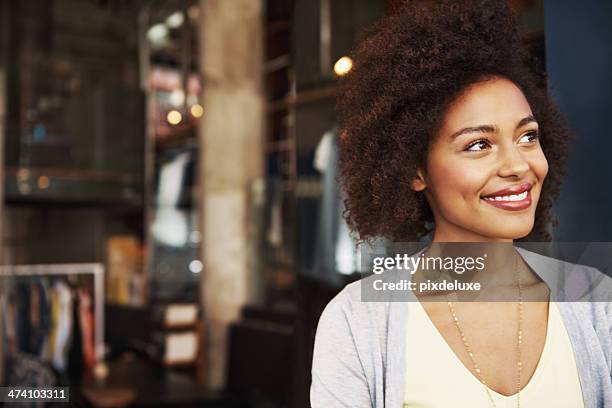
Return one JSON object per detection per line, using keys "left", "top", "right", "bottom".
{"left": 441, "top": 76, "right": 533, "bottom": 131}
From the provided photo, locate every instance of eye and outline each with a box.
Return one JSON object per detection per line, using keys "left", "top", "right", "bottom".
{"left": 465, "top": 138, "right": 491, "bottom": 152}
{"left": 519, "top": 130, "right": 539, "bottom": 144}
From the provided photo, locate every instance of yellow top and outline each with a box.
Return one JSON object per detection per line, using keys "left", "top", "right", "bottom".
{"left": 403, "top": 300, "right": 584, "bottom": 408}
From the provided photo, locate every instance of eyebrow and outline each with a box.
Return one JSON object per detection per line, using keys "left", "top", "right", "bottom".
{"left": 450, "top": 115, "right": 537, "bottom": 140}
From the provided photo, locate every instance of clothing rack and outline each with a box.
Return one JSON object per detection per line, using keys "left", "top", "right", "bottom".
{"left": 0, "top": 263, "right": 105, "bottom": 363}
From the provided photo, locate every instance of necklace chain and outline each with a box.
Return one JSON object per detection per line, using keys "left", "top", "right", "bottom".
{"left": 446, "top": 256, "right": 523, "bottom": 408}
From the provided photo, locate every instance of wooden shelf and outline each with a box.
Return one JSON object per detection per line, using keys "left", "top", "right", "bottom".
{"left": 265, "top": 139, "right": 292, "bottom": 152}
{"left": 266, "top": 85, "right": 339, "bottom": 113}
{"left": 263, "top": 3, "right": 298, "bottom": 291}
{"left": 264, "top": 54, "right": 291, "bottom": 74}
{"left": 5, "top": 166, "right": 139, "bottom": 183}
{"left": 266, "top": 19, "right": 292, "bottom": 35}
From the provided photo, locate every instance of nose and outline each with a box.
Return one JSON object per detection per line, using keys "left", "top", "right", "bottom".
{"left": 498, "top": 144, "right": 530, "bottom": 178}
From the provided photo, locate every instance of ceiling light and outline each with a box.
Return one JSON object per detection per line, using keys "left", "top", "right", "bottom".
{"left": 147, "top": 23, "right": 168, "bottom": 43}
{"left": 38, "top": 176, "right": 50, "bottom": 189}
{"left": 334, "top": 56, "right": 353, "bottom": 76}
{"left": 189, "top": 260, "right": 203, "bottom": 274}
{"left": 167, "top": 110, "right": 182, "bottom": 125}
{"left": 166, "top": 11, "right": 185, "bottom": 29}
{"left": 190, "top": 104, "right": 204, "bottom": 118}
{"left": 169, "top": 89, "right": 185, "bottom": 107}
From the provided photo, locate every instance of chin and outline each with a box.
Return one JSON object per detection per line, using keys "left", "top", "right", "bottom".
{"left": 484, "top": 222, "right": 534, "bottom": 240}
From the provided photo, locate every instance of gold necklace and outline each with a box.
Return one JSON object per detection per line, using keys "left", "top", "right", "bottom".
{"left": 446, "top": 257, "right": 523, "bottom": 408}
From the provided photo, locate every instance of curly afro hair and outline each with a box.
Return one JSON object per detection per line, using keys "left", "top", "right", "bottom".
{"left": 336, "top": 0, "right": 570, "bottom": 244}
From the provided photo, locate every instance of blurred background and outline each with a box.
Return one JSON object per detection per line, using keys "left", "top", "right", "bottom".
{"left": 0, "top": 0, "right": 610, "bottom": 407}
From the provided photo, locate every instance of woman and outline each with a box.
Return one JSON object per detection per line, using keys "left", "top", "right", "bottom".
{"left": 310, "top": 1, "right": 612, "bottom": 407}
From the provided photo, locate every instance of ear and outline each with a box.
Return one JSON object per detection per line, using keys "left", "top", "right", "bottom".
{"left": 410, "top": 168, "right": 427, "bottom": 192}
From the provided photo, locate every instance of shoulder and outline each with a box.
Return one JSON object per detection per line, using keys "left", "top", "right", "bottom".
{"left": 316, "top": 278, "right": 391, "bottom": 337}
{"left": 311, "top": 278, "right": 394, "bottom": 407}
{"left": 516, "top": 246, "right": 602, "bottom": 276}
{"left": 517, "top": 247, "right": 612, "bottom": 302}
{"left": 314, "top": 273, "right": 403, "bottom": 366}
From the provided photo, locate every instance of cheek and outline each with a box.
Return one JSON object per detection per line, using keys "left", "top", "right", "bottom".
{"left": 427, "top": 155, "right": 490, "bottom": 204}
{"left": 532, "top": 150, "right": 549, "bottom": 181}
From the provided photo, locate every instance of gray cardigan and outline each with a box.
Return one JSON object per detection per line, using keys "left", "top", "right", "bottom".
{"left": 310, "top": 248, "right": 612, "bottom": 407}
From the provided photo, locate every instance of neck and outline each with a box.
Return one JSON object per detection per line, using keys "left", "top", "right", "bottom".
{"left": 415, "top": 242, "right": 536, "bottom": 300}
{"left": 431, "top": 217, "right": 514, "bottom": 243}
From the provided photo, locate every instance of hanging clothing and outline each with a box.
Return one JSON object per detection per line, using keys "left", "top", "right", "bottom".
{"left": 52, "top": 281, "right": 73, "bottom": 372}
{"left": 311, "top": 128, "right": 342, "bottom": 285}
{"left": 266, "top": 177, "right": 283, "bottom": 248}
{"left": 43, "top": 287, "right": 60, "bottom": 363}
{"left": 153, "top": 152, "right": 191, "bottom": 247}
{"left": 79, "top": 289, "right": 96, "bottom": 371}
{"left": 1, "top": 275, "right": 98, "bottom": 380}
{"left": 67, "top": 290, "right": 84, "bottom": 383}
{"left": 4, "top": 288, "right": 18, "bottom": 354}
{"left": 311, "top": 127, "right": 369, "bottom": 285}
{"left": 29, "top": 280, "right": 50, "bottom": 357}
{"left": 16, "top": 283, "right": 31, "bottom": 353}
{"left": 313, "top": 131, "right": 333, "bottom": 173}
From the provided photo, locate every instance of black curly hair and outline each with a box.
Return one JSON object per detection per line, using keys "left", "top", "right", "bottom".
{"left": 336, "top": 0, "right": 570, "bottom": 244}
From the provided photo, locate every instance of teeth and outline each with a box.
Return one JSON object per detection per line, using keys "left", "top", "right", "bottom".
{"left": 483, "top": 191, "right": 528, "bottom": 202}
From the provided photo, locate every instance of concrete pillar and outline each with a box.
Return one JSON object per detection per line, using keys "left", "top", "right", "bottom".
{"left": 198, "top": 0, "right": 264, "bottom": 389}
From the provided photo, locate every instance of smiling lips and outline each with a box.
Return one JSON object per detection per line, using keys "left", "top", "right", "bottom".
{"left": 481, "top": 182, "right": 533, "bottom": 211}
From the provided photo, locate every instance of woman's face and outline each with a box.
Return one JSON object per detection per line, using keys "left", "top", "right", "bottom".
{"left": 412, "top": 76, "right": 548, "bottom": 242}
